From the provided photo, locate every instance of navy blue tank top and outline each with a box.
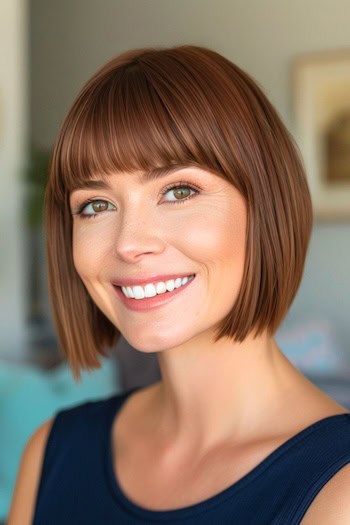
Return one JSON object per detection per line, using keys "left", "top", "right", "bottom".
{"left": 33, "top": 387, "right": 350, "bottom": 524}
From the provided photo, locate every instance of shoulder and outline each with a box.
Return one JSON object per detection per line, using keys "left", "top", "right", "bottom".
{"left": 300, "top": 462, "right": 350, "bottom": 524}
{"left": 7, "top": 418, "right": 54, "bottom": 525}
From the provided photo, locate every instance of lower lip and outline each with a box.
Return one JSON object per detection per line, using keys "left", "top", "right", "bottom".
{"left": 113, "top": 275, "right": 196, "bottom": 311}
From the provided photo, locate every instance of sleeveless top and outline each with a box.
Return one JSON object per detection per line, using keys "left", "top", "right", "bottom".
{"left": 32, "top": 386, "right": 350, "bottom": 525}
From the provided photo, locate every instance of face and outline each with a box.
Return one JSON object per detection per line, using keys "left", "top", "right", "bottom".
{"left": 69, "top": 166, "right": 247, "bottom": 354}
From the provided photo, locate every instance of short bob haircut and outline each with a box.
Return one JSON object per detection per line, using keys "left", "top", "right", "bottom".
{"left": 45, "top": 45, "right": 313, "bottom": 381}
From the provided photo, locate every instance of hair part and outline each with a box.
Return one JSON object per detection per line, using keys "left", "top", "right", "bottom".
{"left": 45, "top": 44, "right": 313, "bottom": 381}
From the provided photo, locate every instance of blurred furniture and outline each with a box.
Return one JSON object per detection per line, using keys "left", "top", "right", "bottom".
{"left": 116, "top": 337, "right": 161, "bottom": 391}
{"left": 0, "top": 356, "right": 119, "bottom": 522}
{"left": 276, "top": 318, "right": 350, "bottom": 409}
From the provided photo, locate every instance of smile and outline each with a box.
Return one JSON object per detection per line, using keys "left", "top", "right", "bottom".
{"left": 113, "top": 274, "right": 196, "bottom": 312}
{"left": 120, "top": 274, "right": 195, "bottom": 299}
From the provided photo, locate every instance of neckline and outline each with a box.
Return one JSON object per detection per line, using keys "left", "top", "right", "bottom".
{"left": 105, "top": 387, "right": 350, "bottom": 521}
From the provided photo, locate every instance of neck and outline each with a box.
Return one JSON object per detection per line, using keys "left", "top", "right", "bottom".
{"left": 151, "top": 331, "right": 301, "bottom": 454}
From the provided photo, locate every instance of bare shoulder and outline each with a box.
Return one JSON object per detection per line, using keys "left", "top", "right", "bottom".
{"left": 300, "top": 462, "right": 350, "bottom": 524}
{"left": 6, "top": 418, "right": 54, "bottom": 525}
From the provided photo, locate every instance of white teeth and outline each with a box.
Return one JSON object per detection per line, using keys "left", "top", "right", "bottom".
{"left": 144, "top": 283, "right": 157, "bottom": 298}
{"left": 121, "top": 275, "right": 194, "bottom": 300}
{"left": 156, "top": 282, "right": 167, "bottom": 294}
{"left": 165, "top": 280, "right": 175, "bottom": 292}
{"left": 175, "top": 277, "right": 182, "bottom": 288}
{"left": 133, "top": 286, "right": 146, "bottom": 299}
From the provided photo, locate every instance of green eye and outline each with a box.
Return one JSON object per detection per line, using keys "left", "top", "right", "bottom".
{"left": 78, "top": 199, "right": 115, "bottom": 218}
{"left": 161, "top": 184, "right": 199, "bottom": 204}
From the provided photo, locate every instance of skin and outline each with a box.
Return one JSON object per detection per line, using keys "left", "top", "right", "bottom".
{"left": 69, "top": 166, "right": 344, "bottom": 461}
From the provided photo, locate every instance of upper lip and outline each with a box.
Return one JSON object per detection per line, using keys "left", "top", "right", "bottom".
{"left": 112, "top": 273, "right": 195, "bottom": 287}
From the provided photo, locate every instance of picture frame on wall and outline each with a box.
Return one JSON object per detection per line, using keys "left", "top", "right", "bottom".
{"left": 292, "top": 49, "right": 350, "bottom": 221}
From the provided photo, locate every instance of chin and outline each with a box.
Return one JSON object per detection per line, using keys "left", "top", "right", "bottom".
{"left": 121, "top": 331, "right": 189, "bottom": 354}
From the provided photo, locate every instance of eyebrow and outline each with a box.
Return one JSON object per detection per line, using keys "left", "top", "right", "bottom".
{"left": 71, "top": 164, "right": 193, "bottom": 192}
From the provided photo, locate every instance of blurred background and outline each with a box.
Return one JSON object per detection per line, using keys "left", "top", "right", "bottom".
{"left": 1, "top": 0, "right": 350, "bottom": 521}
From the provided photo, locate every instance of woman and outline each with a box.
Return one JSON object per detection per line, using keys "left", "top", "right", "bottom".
{"left": 8, "top": 45, "right": 350, "bottom": 524}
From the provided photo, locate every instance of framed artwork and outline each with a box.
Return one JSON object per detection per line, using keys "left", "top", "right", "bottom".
{"left": 292, "top": 49, "right": 350, "bottom": 221}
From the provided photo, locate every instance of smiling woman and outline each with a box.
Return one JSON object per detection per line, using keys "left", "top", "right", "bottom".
{"left": 46, "top": 45, "right": 313, "bottom": 379}
{"left": 7, "top": 45, "right": 350, "bottom": 525}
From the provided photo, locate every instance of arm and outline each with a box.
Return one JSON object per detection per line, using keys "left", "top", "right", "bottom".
{"left": 6, "top": 418, "right": 54, "bottom": 525}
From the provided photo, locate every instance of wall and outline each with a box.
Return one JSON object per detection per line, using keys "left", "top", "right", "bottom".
{"left": 30, "top": 0, "right": 350, "bottom": 351}
{"left": 0, "top": 0, "right": 28, "bottom": 357}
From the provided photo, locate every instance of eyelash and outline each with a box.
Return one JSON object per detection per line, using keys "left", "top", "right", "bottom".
{"left": 73, "top": 181, "right": 201, "bottom": 220}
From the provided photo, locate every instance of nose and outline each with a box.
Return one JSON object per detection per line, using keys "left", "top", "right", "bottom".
{"left": 113, "top": 207, "right": 165, "bottom": 262}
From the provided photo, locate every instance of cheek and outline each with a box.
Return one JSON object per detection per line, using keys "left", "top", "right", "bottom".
{"left": 182, "top": 202, "right": 246, "bottom": 266}
{"left": 72, "top": 223, "right": 110, "bottom": 282}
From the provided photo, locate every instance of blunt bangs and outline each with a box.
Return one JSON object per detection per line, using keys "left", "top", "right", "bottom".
{"left": 53, "top": 49, "right": 247, "bottom": 202}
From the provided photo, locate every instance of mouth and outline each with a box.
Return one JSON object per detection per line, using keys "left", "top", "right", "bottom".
{"left": 113, "top": 274, "right": 196, "bottom": 311}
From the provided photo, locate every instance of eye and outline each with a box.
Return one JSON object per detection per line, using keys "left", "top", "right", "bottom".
{"left": 76, "top": 199, "right": 116, "bottom": 219}
{"left": 160, "top": 182, "right": 200, "bottom": 205}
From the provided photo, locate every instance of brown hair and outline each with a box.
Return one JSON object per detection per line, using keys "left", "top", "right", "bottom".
{"left": 45, "top": 44, "right": 313, "bottom": 381}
